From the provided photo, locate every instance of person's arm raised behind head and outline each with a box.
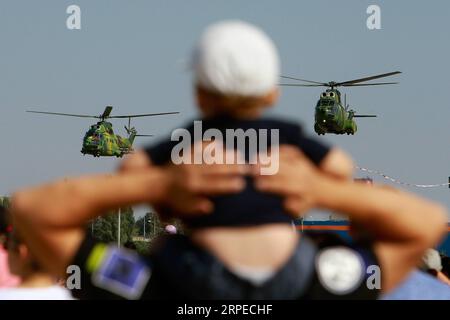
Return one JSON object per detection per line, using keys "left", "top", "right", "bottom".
{"left": 254, "top": 146, "right": 448, "bottom": 293}
{"left": 12, "top": 161, "right": 247, "bottom": 277}
{"left": 11, "top": 170, "right": 168, "bottom": 276}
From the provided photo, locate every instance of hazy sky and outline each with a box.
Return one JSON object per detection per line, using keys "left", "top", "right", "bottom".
{"left": 0, "top": 1, "right": 449, "bottom": 219}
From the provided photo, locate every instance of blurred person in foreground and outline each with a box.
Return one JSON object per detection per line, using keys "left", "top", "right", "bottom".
{"left": 10, "top": 145, "right": 448, "bottom": 299}
{"left": 0, "top": 206, "right": 20, "bottom": 288}
{"left": 119, "top": 20, "right": 360, "bottom": 298}
{"left": 0, "top": 208, "right": 72, "bottom": 300}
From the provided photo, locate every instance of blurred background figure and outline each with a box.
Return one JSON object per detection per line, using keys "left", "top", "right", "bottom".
{"left": 0, "top": 218, "right": 73, "bottom": 300}
{"left": 382, "top": 248, "right": 450, "bottom": 300}
{"left": 421, "top": 248, "right": 450, "bottom": 285}
{"left": 164, "top": 224, "right": 177, "bottom": 235}
{"left": 0, "top": 206, "right": 20, "bottom": 288}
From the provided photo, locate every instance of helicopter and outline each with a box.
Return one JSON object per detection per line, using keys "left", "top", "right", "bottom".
{"left": 280, "top": 71, "right": 401, "bottom": 135}
{"left": 27, "top": 106, "right": 179, "bottom": 158}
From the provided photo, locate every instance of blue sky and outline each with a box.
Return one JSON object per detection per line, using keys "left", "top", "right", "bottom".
{"left": 0, "top": 1, "right": 449, "bottom": 219}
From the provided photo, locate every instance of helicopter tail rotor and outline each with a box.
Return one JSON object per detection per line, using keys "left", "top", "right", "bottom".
{"left": 124, "top": 125, "right": 137, "bottom": 135}
{"left": 124, "top": 125, "right": 153, "bottom": 138}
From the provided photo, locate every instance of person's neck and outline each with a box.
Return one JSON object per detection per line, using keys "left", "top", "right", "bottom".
{"left": 19, "top": 272, "right": 55, "bottom": 288}
{"left": 205, "top": 109, "right": 263, "bottom": 120}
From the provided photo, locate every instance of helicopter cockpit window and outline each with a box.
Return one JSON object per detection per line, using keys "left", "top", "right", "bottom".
{"left": 329, "top": 92, "right": 335, "bottom": 97}
{"left": 320, "top": 100, "right": 333, "bottom": 106}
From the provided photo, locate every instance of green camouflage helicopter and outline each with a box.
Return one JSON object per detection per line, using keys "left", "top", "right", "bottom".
{"left": 280, "top": 71, "right": 401, "bottom": 135}
{"left": 27, "top": 106, "right": 179, "bottom": 157}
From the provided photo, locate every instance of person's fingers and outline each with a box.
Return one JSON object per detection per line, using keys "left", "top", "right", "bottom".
{"left": 250, "top": 146, "right": 309, "bottom": 176}
{"left": 283, "top": 198, "right": 301, "bottom": 217}
{"left": 200, "top": 163, "right": 250, "bottom": 176}
{"left": 254, "top": 175, "right": 297, "bottom": 195}
{"left": 197, "top": 176, "right": 246, "bottom": 195}
{"left": 181, "top": 196, "right": 214, "bottom": 215}
{"left": 278, "top": 145, "right": 303, "bottom": 159}
{"left": 283, "top": 198, "right": 312, "bottom": 218}
{"left": 193, "top": 198, "right": 214, "bottom": 214}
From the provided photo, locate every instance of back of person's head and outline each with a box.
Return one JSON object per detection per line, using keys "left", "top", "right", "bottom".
{"left": 192, "top": 20, "right": 280, "bottom": 117}
{"left": 6, "top": 227, "right": 44, "bottom": 278}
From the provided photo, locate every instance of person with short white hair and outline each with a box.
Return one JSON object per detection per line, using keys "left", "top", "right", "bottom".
{"left": 421, "top": 248, "right": 450, "bottom": 285}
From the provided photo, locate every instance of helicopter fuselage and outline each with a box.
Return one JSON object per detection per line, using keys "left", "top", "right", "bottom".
{"left": 27, "top": 106, "right": 177, "bottom": 158}
{"left": 281, "top": 71, "right": 396, "bottom": 136}
{"left": 314, "top": 89, "right": 357, "bottom": 135}
{"left": 81, "top": 121, "right": 133, "bottom": 157}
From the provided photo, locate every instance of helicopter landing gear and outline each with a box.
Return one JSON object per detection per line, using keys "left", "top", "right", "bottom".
{"left": 314, "top": 124, "right": 325, "bottom": 136}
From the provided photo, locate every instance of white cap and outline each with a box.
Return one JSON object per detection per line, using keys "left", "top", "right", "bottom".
{"left": 192, "top": 20, "right": 280, "bottom": 97}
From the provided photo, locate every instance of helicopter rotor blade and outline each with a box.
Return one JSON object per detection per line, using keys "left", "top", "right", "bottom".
{"left": 342, "top": 82, "right": 399, "bottom": 87}
{"left": 109, "top": 111, "right": 180, "bottom": 119}
{"left": 280, "top": 76, "right": 326, "bottom": 85}
{"left": 335, "top": 71, "right": 401, "bottom": 86}
{"left": 26, "top": 110, "right": 99, "bottom": 119}
{"left": 279, "top": 84, "right": 325, "bottom": 87}
{"left": 135, "top": 134, "right": 155, "bottom": 137}
{"left": 353, "top": 115, "right": 377, "bottom": 118}
{"left": 101, "top": 106, "right": 113, "bottom": 119}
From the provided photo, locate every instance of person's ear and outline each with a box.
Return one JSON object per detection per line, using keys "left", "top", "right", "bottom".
{"left": 195, "top": 85, "right": 212, "bottom": 115}
{"left": 262, "top": 88, "right": 279, "bottom": 108}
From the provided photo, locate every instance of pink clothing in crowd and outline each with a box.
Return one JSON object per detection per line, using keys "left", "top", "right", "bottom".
{"left": 0, "top": 246, "right": 20, "bottom": 288}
